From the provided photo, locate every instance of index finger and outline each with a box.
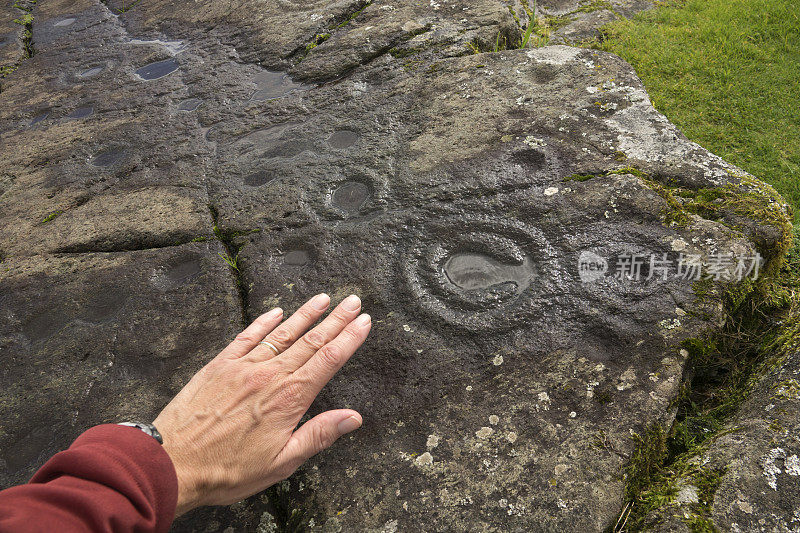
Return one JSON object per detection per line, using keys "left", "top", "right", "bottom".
{"left": 292, "top": 313, "right": 371, "bottom": 399}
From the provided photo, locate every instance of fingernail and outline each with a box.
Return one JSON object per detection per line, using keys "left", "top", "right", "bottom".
{"left": 268, "top": 307, "right": 283, "bottom": 319}
{"left": 338, "top": 415, "right": 362, "bottom": 434}
{"left": 355, "top": 313, "right": 371, "bottom": 327}
{"left": 343, "top": 294, "right": 361, "bottom": 311}
{"left": 310, "top": 293, "right": 330, "bottom": 311}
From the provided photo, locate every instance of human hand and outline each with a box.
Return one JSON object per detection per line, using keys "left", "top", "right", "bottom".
{"left": 152, "top": 293, "right": 371, "bottom": 516}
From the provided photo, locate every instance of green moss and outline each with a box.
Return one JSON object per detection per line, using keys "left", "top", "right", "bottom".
{"left": 12, "top": 13, "right": 33, "bottom": 25}
{"left": 11, "top": 8, "right": 34, "bottom": 59}
{"left": 563, "top": 164, "right": 791, "bottom": 251}
{"left": 333, "top": 1, "right": 372, "bottom": 30}
{"left": 402, "top": 59, "right": 424, "bottom": 72}
{"left": 595, "top": 389, "right": 612, "bottom": 405}
{"left": 614, "top": 241, "right": 800, "bottom": 530}
{"left": 608, "top": 166, "right": 647, "bottom": 178}
{"left": 641, "top": 177, "right": 693, "bottom": 226}
{"left": 691, "top": 276, "right": 714, "bottom": 296}
{"left": 304, "top": 33, "right": 330, "bottom": 54}
{"left": 41, "top": 210, "right": 63, "bottom": 223}
{"left": 624, "top": 423, "right": 668, "bottom": 502}
{"left": 264, "top": 481, "right": 308, "bottom": 532}
{"left": 573, "top": 0, "right": 615, "bottom": 14}
{"left": 389, "top": 46, "right": 422, "bottom": 58}
{"left": 609, "top": 166, "right": 792, "bottom": 260}
{"left": 0, "top": 65, "right": 17, "bottom": 78}
{"left": 676, "top": 177, "right": 793, "bottom": 264}
{"left": 427, "top": 62, "right": 443, "bottom": 74}
{"left": 207, "top": 204, "right": 255, "bottom": 326}
{"left": 627, "top": 463, "right": 725, "bottom": 531}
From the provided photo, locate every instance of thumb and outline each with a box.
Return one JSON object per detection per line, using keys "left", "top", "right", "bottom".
{"left": 277, "top": 409, "right": 362, "bottom": 473}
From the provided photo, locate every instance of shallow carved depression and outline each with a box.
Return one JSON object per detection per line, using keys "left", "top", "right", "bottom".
{"left": 91, "top": 149, "right": 125, "bottom": 167}
{"left": 243, "top": 170, "right": 274, "bottom": 187}
{"left": 250, "top": 70, "right": 308, "bottom": 101}
{"left": 402, "top": 218, "right": 556, "bottom": 331}
{"left": 331, "top": 181, "right": 370, "bottom": 214}
{"left": 29, "top": 113, "right": 48, "bottom": 126}
{"left": 284, "top": 250, "right": 310, "bottom": 266}
{"left": 67, "top": 106, "right": 93, "bottom": 119}
{"left": 443, "top": 253, "right": 534, "bottom": 294}
{"left": 79, "top": 66, "right": 103, "bottom": 78}
{"left": 135, "top": 58, "right": 179, "bottom": 81}
{"left": 327, "top": 129, "right": 360, "bottom": 149}
{"left": 177, "top": 98, "right": 202, "bottom": 111}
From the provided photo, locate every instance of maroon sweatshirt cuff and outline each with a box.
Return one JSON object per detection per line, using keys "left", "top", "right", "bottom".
{"left": 0, "top": 424, "right": 178, "bottom": 533}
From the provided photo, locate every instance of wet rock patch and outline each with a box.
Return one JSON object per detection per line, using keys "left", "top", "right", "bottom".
{"left": 135, "top": 58, "right": 179, "bottom": 80}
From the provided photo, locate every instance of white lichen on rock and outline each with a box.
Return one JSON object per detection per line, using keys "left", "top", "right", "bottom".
{"left": 475, "top": 427, "right": 494, "bottom": 439}
{"left": 415, "top": 452, "right": 434, "bottom": 466}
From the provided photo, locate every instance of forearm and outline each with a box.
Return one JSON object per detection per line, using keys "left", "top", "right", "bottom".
{"left": 0, "top": 424, "right": 178, "bottom": 533}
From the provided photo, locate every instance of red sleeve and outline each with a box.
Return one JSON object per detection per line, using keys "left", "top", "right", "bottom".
{"left": 0, "top": 424, "right": 178, "bottom": 533}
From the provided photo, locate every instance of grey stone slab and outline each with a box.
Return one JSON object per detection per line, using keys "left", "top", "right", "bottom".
{"left": 0, "top": 242, "right": 242, "bottom": 488}
{"left": 0, "top": 0, "right": 792, "bottom": 530}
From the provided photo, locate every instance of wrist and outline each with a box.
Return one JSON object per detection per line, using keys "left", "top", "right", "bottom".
{"left": 157, "top": 428, "right": 203, "bottom": 516}
{"left": 167, "top": 451, "right": 202, "bottom": 515}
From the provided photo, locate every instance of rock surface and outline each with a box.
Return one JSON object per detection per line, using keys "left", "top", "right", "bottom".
{"left": 0, "top": 242, "right": 242, "bottom": 486}
{"left": 707, "top": 350, "right": 800, "bottom": 532}
{"left": 0, "top": 0, "right": 791, "bottom": 532}
{"left": 642, "top": 348, "right": 800, "bottom": 532}
{"left": 0, "top": 1, "right": 29, "bottom": 71}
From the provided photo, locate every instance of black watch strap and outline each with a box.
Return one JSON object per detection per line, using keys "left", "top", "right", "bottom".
{"left": 117, "top": 422, "right": 163, "bottom": 444}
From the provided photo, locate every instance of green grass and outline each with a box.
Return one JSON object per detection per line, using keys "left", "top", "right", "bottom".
{"left": 218, "top": 251, "right": 239, "bottom": 271}
{"left": 116, "top": 0, "right": 141, "bottom": 13}
{"left": 596, "top": 1, "right": 800, "bottom": 529}
{"left": 595, "top": 0, "right": 800, "bottom": 222}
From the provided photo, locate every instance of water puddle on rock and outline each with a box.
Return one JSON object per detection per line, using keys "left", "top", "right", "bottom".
{"left": 177, "top": 98, "right": 202, "bottom": 111}
{"left": 29, "top": 113, "right": 49, "bottom": 126}
{"left": 91, "top": 149, "right": 125, "bottom": 167}
{"left": 54, "top": 17, "right": 76, "bottom": 27}
{"left": 443, "top": 253, "right": 534, "bottom": 294}
{"left": 135, "top": 58, "right": 179, "bottom": 80}
{"left": 331, "top": 181, "right": 369, "bottom": 214}
{"left": 79, "top": 66, "right": 103, "bottom": 78}
{"left": 250, "top": 70, "right": 308, "bottom": 101}
{"left": 67, "top": 106, "right": 93, "bottom": 119}
{"left": 327, "top": 130, "right": 360, "bottom": 149}
{"left": 283, "top": 250, "right": 310, "bottom": 266}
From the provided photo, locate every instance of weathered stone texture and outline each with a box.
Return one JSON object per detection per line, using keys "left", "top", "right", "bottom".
{"left": 0, "top": 242, "right": 242, "bottom": 487}
{"left": 0, "top": 0, "right": 791, "bottom": 531}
